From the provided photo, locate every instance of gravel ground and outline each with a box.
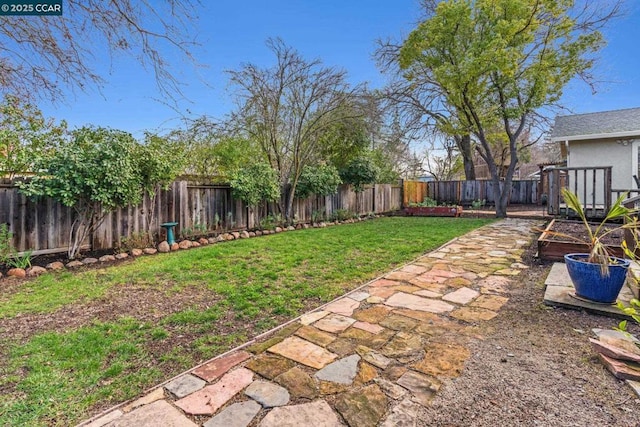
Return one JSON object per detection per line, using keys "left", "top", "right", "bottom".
{"left": 416, "top": 241, "right": 640, "bottom": 427}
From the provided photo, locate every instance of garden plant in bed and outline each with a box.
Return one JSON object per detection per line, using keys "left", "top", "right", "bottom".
{"left": 404, "top": 197, "right": 462, "bottom": 217}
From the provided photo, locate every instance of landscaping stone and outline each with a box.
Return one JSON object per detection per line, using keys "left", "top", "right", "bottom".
{"left": 386, "top": 270, "right": 419, "bottom": 282}
{"left": 287, "top": 225, "right": 295, "bottom": 231}
{"left": 295, "top": 325, "right": 337, "bottom": 347}
{"left": 315, "top": 354, "right": 361, "bottom": 385}
{"left": 192, "top": 351, "right": 252, "bottom": 382}
{"left": 178, "top": 240, "right": 192, "bottom": 249}
{"left": 334, "top": 384, "right": 388, "bottom": 427}
{"left": 254, "top": 230, "right": 263, "bottom": 236}
{"left": 26, "top": 266, "right": 46, "bottom": 277}
{"left": 366, "top": 296, "right": 385, "bottom": 304}
{"left": 107, "top": 400, "right": 196, "bottom": 427}
{"left": 198, "top": 237, "right": 209, "bottom": 245}
{"left": 267, "top": 336, "right": 337, "bottom": 369}
{"left": 157, "top": 241, "right": 170, "bottom": 253}
{"left": 380, "top": 398, "right": 422, "bottom": 427}
{"left": 348, "top": 291, "right": 370, "bottom": 301}
{"left": 374, "top": 377, "right": 407, "bottom": 400}
{"left": 442, "top": 287, "right": 480, "bottom": 305}
{"left": 114, "top": 253, "right": 128, "bottom": 260}
{"left": 368, "top": 286, "right": 399, "bottom": 299}
{"left": 385, "top": 292, "right": 454, "bottom": 313}
{"left": 170, "top": 243, "right": 180, "bottom": 251}
{"left": 357, "top": 346, "right": 393, "bottom": 369}
{"left": 353, "top": 321, "right": 385, "bottom": 335}
{"left": 249, "top": 231, "right": 256, "bottom": 237}
{"left": 231, "top": 232, "right": 241, "bottom": 239}
{"left": 327, "top": 338, "right": 357, "bottom": 356}
{"left": 393, "top": 309, "right": 440, "bottom": 323}
{"left": 369, "top": 278, "right": 403, "bottom": 288}
{"left": 240, "top": 231, "right": 250, "bottom": 239}
{"left": 355, "top": 362, "right": 378, "bottom": 384}
{"left": 319, "top": 380, "right": 349, "bottom": 395}
{"left": 275, "top": 366, "right": 318, "bottom": 399}
{"left": 130, "top": 248, "right": 143, "bottom": 256}
{"left": 590, "top": 338, "right": 640, "bottom": 363}
{"left": 380, "top": 332, "right": 423, "bottom": 359}
{"left": 246, "top": 323, "right": 301, "bottom": 354}
{"left": 399, "top": 264, "right": 428, "bottom": 275}
{"left": 627, "top": 380, "right": 640, "bottom": 398}
{"left": 122, "top": 387, "right": 165, "bottom": 412}
{"left": 413, "top": 289, "right": 443, "bottom": 298}
{"left": 396, "top": 370, "right": 440, "bottom": 406}
{"left": 175, "top": 368, "right": 254, "bottom": 415}
{"left": 245, "top": 353, "right": 295, "bottom": 379}
{"left": 299, "top": 310, "right": 330, "bottom": 325}
{"left": 191, "top": 241, "right": 200, "bottom": 247}
{"left": 323, "top": 297, "right": 360, "bottom": 316}
{"left": 383, "top": 366, "right": 408, "bottom": 381}
{"left": 412, "top": 342, "right": 470, "bottom": 377}
{"left": 470, "top": 294, "right": 509, "bottom": 311}
{"left": 258, "top": 400, "right": 341, "bottom": 427}
{"left": 164, "top": 374, "right": 206, "bottom": 398}
{"left": 342, "top": 327, "right": 396, "bottom": 350}
{"left": 450, "top": 306, "right": 498, "bottom": 322}
{"left": 244, "top": 380, "right": 290, "bottom": 407}
{"left": 313, "top": 314, "right": 356, "bottom": 333}
{"left": 352, "top": 305, "right": 393, "bottom": 323}
{"left": 98, "top": 255, "right": 116, "bottom": 262}
{"left": 46, "top": 261, "right": 65, "bottom": 270}
{"left": 203, "top": 400, "right": 261, "bottom": 427}
{"left": 598, "top": 354, "right": 640, "bottom": 381}
{"left": 82, "top": 257, "right": 99, "bottom": 264}
{"left": 379, "top": 314, "right": 418, "bottom": 331}
{"left": 7, "top": 268, "right": 27, "bottom": 279}
{"left": 207, "top": 237, "right": 217, "bottom": 244}
{"left": 477, "top": 275, "right": 513, "bottom": 294}
{"left": 66, "top": 260, "right": 84, "bottom": 268}
{"left": 84, "top": 409, "right": 123, "bottom": 427}
{"left": 274, "top": 227, "right": 283, "bottom": 233}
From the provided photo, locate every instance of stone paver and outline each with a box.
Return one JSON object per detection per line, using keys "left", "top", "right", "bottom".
{"left": 245, "top": 353, "right": 295, "bottom": 379}
{"left": 79, "top": 218, "right": 540, "bottom": 427}
{"left": 105, "top": 400, "right": 196, "bottom": 427}
{"left": 275, "top": 366, "right": 319, "bottom": 399}
{"left": 175, "top": 368, "right": 254, "bottom": 415}
{"left": 192, "top": 351, "right": 252, "bottom": 382}
{"left": 324, "top": 297, "right": 361, "bottom": 316}
{"left": 334, "top": 384, "right": 388, "bottom": 427}
{"left": 353, "top": 321, "right": 385, "bottom": 334}
{"left": 245, "top": 380, "right": 290, "bottom": 407}
{"left": 385, "top": 292, "right": 455, "bottom": 313}
{"left": 313, "top": 314, "right": 357, "bottom": 333}
{"left": 164, "top": 374, "right": 206, "bottom": 399}
{"left": 258, "top": 400, "right": 342, "bottom": 427}
{"left": 442, "top": 287, "right": 480, "bottom": 305}
{"left": 314, "top": 354, "right": 361, "bottom": 385}
{"left": 203, "top": 401, "right": 261, "bottom": 427}
{"left": 396, "top": 370, "right": 441, "bottom": 406}
{"left": 268, "top": 336, "right": 338, "bottom": 369}
{"left": 300, "top": 310, "right": 330, "bottom": 325}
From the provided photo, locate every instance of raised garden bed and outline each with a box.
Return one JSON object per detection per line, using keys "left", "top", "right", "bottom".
{"left": 404, "top": 206, "right": 462, "bottom": 217}
{"left": 537, "top": 219, "right": 626, "bottom": 261}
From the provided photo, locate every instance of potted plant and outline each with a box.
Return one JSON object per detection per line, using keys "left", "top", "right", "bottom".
{"left": 554, "top": 188, "right": 640, "bottom": 303}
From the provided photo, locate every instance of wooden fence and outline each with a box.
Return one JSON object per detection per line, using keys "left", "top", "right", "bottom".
{"left": 402, "top": 179, "right": 539, "bottom": 206}
{"left": 0, "top": 179, "right": 402, "bottom": 255}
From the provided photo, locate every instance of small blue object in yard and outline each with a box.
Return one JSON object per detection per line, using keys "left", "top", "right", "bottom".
{"left": 161, "top": 222, "right": 179, "bottom": 245}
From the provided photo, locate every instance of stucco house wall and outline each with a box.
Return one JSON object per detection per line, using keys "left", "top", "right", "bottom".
{"left": 566, "top": 137, "right": 636, "bottom": 204}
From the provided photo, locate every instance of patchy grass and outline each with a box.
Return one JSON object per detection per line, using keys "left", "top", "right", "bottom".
{"left": 0, "top": 217, "right": 492, "bottom": 426}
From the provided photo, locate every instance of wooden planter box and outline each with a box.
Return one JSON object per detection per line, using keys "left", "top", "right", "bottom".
{"left": 404, "top": 206, "right": 462, "bottom": 217}
{"left": 537, "top": 219, "right": 626, "bottom": 261}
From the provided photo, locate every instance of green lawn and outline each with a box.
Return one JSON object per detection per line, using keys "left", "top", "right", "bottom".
{"left": 0, "top": 216, "right": 493, "bottom": 426}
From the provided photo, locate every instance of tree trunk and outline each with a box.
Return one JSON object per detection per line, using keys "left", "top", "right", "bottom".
{"left": 455, "top": 134, "right": 476, "bottom": 180}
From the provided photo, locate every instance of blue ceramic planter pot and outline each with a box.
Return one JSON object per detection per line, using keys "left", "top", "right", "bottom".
{"left": 564, "top": 253, "right": 630, "bottom": 303}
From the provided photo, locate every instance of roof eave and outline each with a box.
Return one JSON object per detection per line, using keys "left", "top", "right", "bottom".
{"left": 550, "top": 129, "right": 640, "bottom": 142}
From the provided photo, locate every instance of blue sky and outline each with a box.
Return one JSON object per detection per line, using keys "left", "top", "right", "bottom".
{"left": 38, "top": 0, "right": 640, "bottom": 138}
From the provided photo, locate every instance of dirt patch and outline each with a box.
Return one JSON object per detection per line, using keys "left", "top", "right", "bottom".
{"left": 416, "top": 240, "right": 640, "bottom": 426}
{"left": 544, "top": 220, "right": 626, "bottom": 245}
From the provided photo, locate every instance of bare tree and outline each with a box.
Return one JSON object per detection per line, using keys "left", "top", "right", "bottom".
{"left": 0, "top": 0, "right": 200, "bottom": 103}
{"left": 227, "top": 38, "right": 364, "bottom": 223}
{"left": 423, "top": 136, "right": 462, "bottom": 181}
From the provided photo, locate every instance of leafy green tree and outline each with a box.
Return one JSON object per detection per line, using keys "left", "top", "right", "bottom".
{"left": 398, "top": 0, "right": 617, "bottom": 217}
{"left": 0, "top": 95, "right": 67, "bottom": 178}
{"left": 295, "top": 164, "right": 342, "bottom": 199}
{"left": 340, "top": 155, "right": 379, "bottom": 192}
{"left": 230, "top": 162, "right": 280, "bottom": 213}
{"left": 138, "top": 133, "right": 188, "bottom": 241}
{"left": 19, "top": 127, "right": 143, "bottom": 259}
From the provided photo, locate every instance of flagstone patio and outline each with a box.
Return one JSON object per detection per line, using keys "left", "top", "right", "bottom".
{"left": 80, "top": 218, "right": 540, "bottom": 427}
